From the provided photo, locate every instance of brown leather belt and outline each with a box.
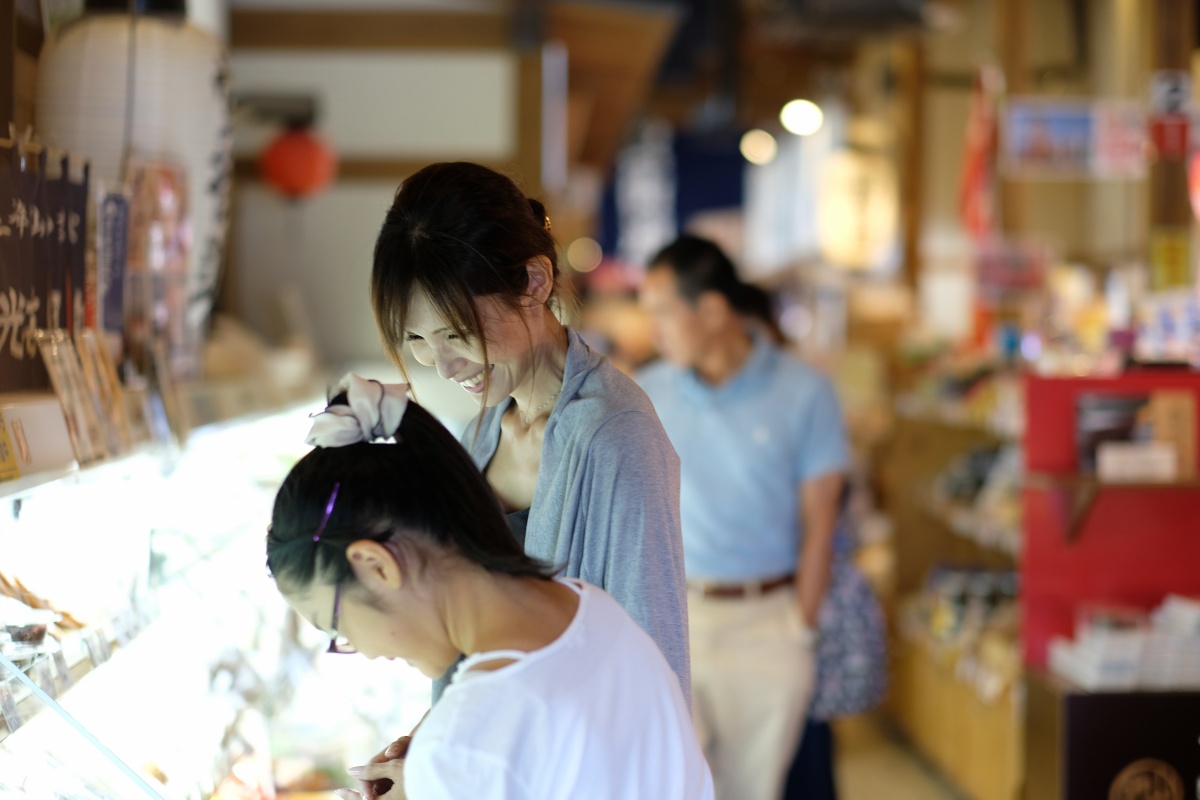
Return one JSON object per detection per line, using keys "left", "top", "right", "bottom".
{"left": 690, "top": 574, "right": 795, "bottom": 599}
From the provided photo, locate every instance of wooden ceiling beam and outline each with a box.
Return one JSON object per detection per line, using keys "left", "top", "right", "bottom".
{"left": 228, "top": 4, "right": 680, "bottom": 176}
{"left": 229, "top": 9, "right": 511, "bottom": 50}
{"left": 546, "top": 1, "right": 680, "bottom": 171}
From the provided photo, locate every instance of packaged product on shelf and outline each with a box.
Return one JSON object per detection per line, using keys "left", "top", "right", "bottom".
{"left": 0, "top": 596, "right": 58, "bottom": 665}
{"left": 1077, "top": 389, "right": 1197, "bottom": 480}
{"left": 0, "top": 571, "right": 84, "bottom": 631}
{"left": 0, "top": 411, "right": 19, "bottom": 482}
{"left": 1049, "top": 598, "right": 1200, "bottom": 691}
{"left": 901, "top": 565, "right": 1020, "bottom": 703}
{"left": 929, "top": 443, "right": 1022, "bottom": 555}
{"left": 95, "top": 185, "right": 131, "bottom": 365}
{"left": 1049, "top": 605, "right": 1146, "bottom": 690}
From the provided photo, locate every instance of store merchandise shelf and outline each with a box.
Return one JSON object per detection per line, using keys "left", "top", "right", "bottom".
{"left": 1025, "top": 471, "right": 1200, "bottom": 542}
{"left": 894, "top": 387, "right": 1024, "bottom": 443}
{"left": 925, "top": 499, "right": 1020, "bottom": 558}
{"left": 0, "top": 464, "right": 77, "bottom": 502}
{"left": 0, "top": 375, "right": 324, "bottom": 506}
{"left": 0, "top": 441, "right": 162, "bottom": 505}
{"left": 889, "top": 633, "right": 1022, "bottom": 800}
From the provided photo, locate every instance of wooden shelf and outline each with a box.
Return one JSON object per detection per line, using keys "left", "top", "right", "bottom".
{"left": 925, "top": 499, "right": 1020, "bottom": 558}
{"left": 1025, "top": 473, "right": 1200, "bottom": 542}
{"left": 888, "top": 635, "right": 1022, "bottom": 800}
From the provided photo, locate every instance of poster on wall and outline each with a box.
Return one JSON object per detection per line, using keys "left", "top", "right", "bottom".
{"left": 1002, "top": 99, "right": 1147, "bottom": 179}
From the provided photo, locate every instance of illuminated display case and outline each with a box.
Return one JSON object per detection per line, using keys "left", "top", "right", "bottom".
{"left": 0, "top": 405, "right": 314, "bottom": 799}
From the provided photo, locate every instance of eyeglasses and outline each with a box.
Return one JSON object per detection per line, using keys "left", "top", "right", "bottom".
{"left": 327, "top": 578, "right": 355, "bottom": 654}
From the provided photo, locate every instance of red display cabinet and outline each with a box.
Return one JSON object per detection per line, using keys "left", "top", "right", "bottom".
{"left": 1021, "top": 372, "right": 1200, "bottom": 667}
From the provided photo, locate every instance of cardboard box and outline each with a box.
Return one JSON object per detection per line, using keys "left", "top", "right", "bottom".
{"left": 1148, "top": 390, "right": 1197, "bottom": 480}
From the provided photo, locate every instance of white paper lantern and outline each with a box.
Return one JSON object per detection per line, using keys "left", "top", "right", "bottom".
{"left": 37, "top": 1, "right": 232, "bottom": 371}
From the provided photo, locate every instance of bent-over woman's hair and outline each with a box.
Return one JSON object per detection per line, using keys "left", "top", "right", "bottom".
{"left": 371, "top": 162, "right": 561, "bottom": 378}
{"left": 266, "top": 397, "right": 555, "bottom": 590}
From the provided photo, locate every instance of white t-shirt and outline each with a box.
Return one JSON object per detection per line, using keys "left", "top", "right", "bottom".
{"left": 405, "top": 579, "right": 713, "bottom": 800}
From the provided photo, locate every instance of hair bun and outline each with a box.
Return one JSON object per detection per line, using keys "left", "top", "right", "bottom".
{"left": 528, "top": 197, "right": 551, "bottom": 232}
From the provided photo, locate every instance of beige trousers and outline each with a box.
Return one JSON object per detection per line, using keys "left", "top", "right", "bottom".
{"left": 688, "top": 585, "right": 816, "bottom": 800}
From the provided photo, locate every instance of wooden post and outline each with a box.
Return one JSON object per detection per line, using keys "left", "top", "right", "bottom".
{"left": 1147, "top": 0, "right": 1196, "bottom": 291}
{"left": 899, "top": 41, "right": 924, "bottom": 291}
{"left": 995, "top": 0, "right": 1030, "bottom": 237}
{"left": 1, "top": 0, "right": 16, "bottom": 133}
{"left": 515, "top": 50, "right": 544, "bottom": 197}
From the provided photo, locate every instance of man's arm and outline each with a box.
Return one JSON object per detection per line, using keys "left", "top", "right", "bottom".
{"left": 795, "top": 472, "right": 843, "bottom": 628}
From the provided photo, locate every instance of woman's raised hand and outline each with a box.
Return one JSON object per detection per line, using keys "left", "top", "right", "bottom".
{"left": 344, "top": 745, "right": 409, "bottom": 800}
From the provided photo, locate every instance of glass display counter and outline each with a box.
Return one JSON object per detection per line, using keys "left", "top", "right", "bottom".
{"left": 0, "top": 403, "right": 315, "bottom": 799}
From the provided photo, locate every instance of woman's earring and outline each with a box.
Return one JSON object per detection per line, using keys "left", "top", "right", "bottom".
{"left": 543, "top": 215, "right": 552, "bottom": 232}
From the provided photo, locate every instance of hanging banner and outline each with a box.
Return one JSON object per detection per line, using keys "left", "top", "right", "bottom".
{"left": 1, "top": 150, "right": 49, "bottom": 392}
{"left": 0, "top": 149, "right": 90, "bottom": 393}
{"left": 958, "top": 66, "right": 1002, "bottom": 240}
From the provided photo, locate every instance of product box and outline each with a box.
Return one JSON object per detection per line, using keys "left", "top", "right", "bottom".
{"left": 1076, "top": 390, "right": 1197, "bottom": 479}
{"left": 1147, "top": 390, "right": 1197, "bottom": 479}
{"left": 0, "top": 411, "right": 19, "bottom": 482}
{"left": 1096, "top": 440, "right": 1178, "bottom": 482}
{"left": 0, "top": 394, "right": 76, "bottom": 476}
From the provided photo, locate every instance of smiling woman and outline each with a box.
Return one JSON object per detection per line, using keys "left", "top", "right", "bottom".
{"left": 367, "top": 162, "right": 691, "bottom": 715}
{"left": 264, "top": 376, "right": 712, "bottom": 800}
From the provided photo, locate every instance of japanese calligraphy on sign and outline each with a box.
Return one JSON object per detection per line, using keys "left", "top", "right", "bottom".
{"left": 1, "top": 150, "right": 89, "bottom": 392}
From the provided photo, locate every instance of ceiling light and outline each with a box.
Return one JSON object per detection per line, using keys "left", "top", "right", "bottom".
{"left": 740, "top": 129, "right": 778, "bottom": 165}
{"left": 781, "top": 99, "right": 824, "bottom": 136}
{"left": 567, "top": 237, "right": 604, "bottom": 272}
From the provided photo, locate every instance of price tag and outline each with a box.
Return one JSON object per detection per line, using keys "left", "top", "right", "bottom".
{"left": 0, "top": 680, "right": 21, "bottom": 732}
{"left": 84, "top": 630, "right": 111, "bottom": 666}
{"left": 53, "top": 649, "right": 73, "bottom": 690}
{"left": 33, "top": 659, "right": 57, "bottom": 699}
{"left": 113, "top": 612, "right": 132, "bottom": 647}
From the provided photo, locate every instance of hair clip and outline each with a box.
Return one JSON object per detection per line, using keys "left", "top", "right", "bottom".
{"left": 313, "top": 482, "right": 341, "bottom": 542}
{"left": 544, "top": 214, "right": 552, "bottom": 232}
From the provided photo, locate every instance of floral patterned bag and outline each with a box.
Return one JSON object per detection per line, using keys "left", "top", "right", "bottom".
{"left": 809, "top": 556, "right": 888, "bottom": 720}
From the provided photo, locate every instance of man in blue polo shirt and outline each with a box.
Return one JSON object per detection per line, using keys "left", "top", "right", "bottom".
{"left": 637, "top": 235, "right": 848, "bottom": 800}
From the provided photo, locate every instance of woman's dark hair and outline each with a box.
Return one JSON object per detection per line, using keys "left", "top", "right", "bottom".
{"left": 266, "top": 397, "right": 554, "bottom": 590}
{"left": 371, "top": 162, "right": 562, "bottom": 382}
{"left": 648, "top": 235, "right": 783, "bottom": 343}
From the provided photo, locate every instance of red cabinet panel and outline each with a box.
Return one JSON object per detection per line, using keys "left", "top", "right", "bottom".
{"left": 1021, "top": 373, "right": 1200, "bottom": 667}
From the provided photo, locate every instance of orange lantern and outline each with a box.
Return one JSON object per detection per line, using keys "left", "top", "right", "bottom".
{"left": 260, "top": 128, "right": 337, "bottom": 199}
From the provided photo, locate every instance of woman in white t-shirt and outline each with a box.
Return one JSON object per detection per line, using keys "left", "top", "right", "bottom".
{"left": 265, "top": 375, "right": 712, "bottom": 800}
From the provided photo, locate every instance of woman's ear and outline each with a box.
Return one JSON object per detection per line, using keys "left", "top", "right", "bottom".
{"left": 346, "top": 539, "right": 405, "bottom": 591}
{"left": 523, "top": 256, "right": 555, "bottom": 307}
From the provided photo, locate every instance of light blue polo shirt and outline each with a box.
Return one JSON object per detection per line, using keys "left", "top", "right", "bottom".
{"left": 637, "top": 335, "right": 849, "bottom": 582}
